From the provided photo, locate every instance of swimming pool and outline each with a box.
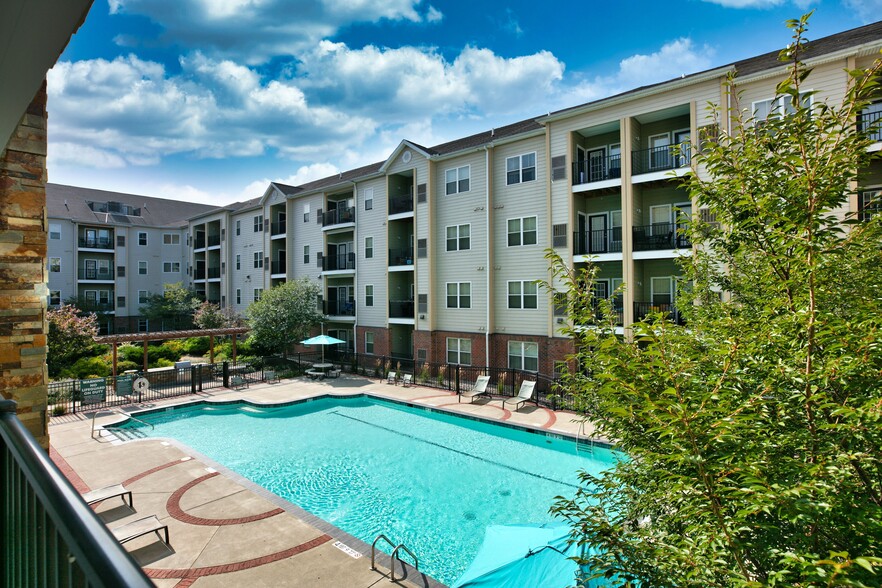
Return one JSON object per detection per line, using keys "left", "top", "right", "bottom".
{"left": 110, "top": 396, "right": 617, "bottom": 585}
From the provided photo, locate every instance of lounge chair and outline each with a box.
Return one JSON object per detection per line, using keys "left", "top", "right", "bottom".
{"left": 387, "top": 371, "right": 397, "bottom": 385}
{"left": 230, "top": 375, "right": 248, "bottom": 390}
{"left": 264, "top": 369, "right": 280, "bottom": 383}
{"left": 82, "top": 483, "right": 133, "bottom": 508}
{"left": 459, "top": 375, "right": 491, "bottom": 403}
{"left": 111, "top": 515, "right": 170, "bottom": 547}
{"left": 402, "top": 374, "right": 413, "bottom": 387}
{"left": 502, "top": 380, "right": 537, "bottom": 411}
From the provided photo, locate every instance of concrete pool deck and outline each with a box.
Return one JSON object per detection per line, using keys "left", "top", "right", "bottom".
{"left": 48, "top": 374, "right": 603, "bottom": 587}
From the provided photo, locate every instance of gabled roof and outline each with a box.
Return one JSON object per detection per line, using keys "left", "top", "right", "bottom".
{"left": 379, "top": 140, "right": 436, "bottom": 172}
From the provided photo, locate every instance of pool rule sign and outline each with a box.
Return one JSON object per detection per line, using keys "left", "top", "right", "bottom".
{"left": 80, "top": 378, "right": 106, "bottom": 405}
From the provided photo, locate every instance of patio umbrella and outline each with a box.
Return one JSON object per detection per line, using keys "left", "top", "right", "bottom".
{"left": 300, "top": 334, "right": 345, "bottom": 364}
{"left": 453, "top": 522, "right": 607, "bottom": 588}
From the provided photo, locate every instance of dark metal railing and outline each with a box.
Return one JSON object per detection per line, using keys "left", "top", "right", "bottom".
{"left": 632, "top": 223, "right": 691, "bottom": 251}
{"left": 631, "top": 145, "right": 691, "bottom": 175}
{"left": 77, "top": 268, "right": 115, "bottom": 280}
{"left": 207, "top": 234, "right": 221, "bottom": 247}
{"left": 322, "top": 207, "right": 355, "bottom": 227}
{"left": 634, "top": 301, "right": 685, "bottom": 325}
{"left": 389, "top": 248, "right": 414, "bottom": 266}
{"left": 858, "top": 106, "right": 882, "bottom": 142}
{"left": 573, "top": 227, "right": 623, "bottom": 255}
{"left": 271, "top": 220, "right": 286, "bottom": 235}
{"left": 194, "top": 236, "right": 206, "bottom": 249}
{"left": 207, "top": 267, "right": 221, "bottom": 279}
{"left": 325, "top": 299, "right": 356, "bottom": 316}
{"left": 389, "top": 196, "right": 414, "bottom": 215}
{"left": 1, "top": 400, "right": 154, "bottom": 587}
{"left": 194, "top": 267, "right": 206, "bottom": 279}
{"left": 389, "top": 299, "right": 415, "bottom": 319}
{"left": 572, "top": 154, "right": 622, "bottom": 184}
{"left": 78, "top": 237, "right": 114, "bottom": 249}
{"left": 271, "top": 260, "right": 285, "bottom": 274}
{"left": 322, "top": 253, "right": 356, "bottom": 271}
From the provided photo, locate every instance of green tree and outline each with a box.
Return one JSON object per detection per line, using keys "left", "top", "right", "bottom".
{"left": 47, "top": 304, "right": 99, "bottom": 377}
{"left": 193, "top": 301, "right": 245, "bottom": 330}
{"left": 139, "top": 282, "right": 200, "bottom": 329}
{"left": 550, "top": 17, "right": 882, "bottom": 587}
{"left": 247, "top": 277, "right": 323, "bottom": 357}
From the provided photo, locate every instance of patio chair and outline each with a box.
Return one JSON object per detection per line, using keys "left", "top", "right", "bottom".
{"left": 327, "top": 367, "right": 341, "bottom": 378}
{"left": 264, "top": 370, "right": 280, "bottom": 383}
{"left": 82, "top": 483, "right": 133, "bottom": 508}
{"left": 402, "top": 374, "right": 413, "bottom": 387}
{"left": 230, "top": 375, "right": 248, "bottom": 390}
{"left": 111, "top": 515, "right": 170, "bottom": 547}
{"left": 459, "top": 375, "right": 491, "bottom": 403}
{"left": 502, "top": 380, "right": 537, "bottom": 411}
{"left": 387, "top": 371, "right": 397, "bottom": 385}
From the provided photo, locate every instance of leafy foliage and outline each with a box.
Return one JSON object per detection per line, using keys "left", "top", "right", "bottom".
{"left": 247, "top": 277, "right": 323, "bottom": 356}
{"left": 193, "top": 301, "right": 246, "bottom": 330}
{"left": 139, "top": 282, "right": 200, "bottom": 328}
{"left": 550, "top": 16, "right": 882, "bottom": 587}
{"left": 47, "top": 304, "right": 99, "bottom": 377}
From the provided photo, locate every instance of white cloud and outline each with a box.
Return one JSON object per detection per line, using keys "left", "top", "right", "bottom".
{"left": 426, "top": 5, "right": 443, "bottom": 23}
{"left": 842, "top": 0, "right": 882, "bottom": 22}
{"left": 700, "top": 0, "right": 817, "bottom": 8}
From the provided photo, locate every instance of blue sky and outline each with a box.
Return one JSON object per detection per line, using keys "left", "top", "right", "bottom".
{"left": 48, "top": 0, "right": 881, "bottom": 204}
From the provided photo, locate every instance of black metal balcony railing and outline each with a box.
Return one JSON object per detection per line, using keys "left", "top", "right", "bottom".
{"left": 634, "top": 301, "right": 685, "bottom": 325}
{"left": 858, "top": 106, "right": 882, "bottom": 142}
{"left": 325, "top": 299, "right": 356, "bottom": 316}
{"left": 207, "top": 234, "right": 221, "bottom": 247}
{"left": 78, "top": 237, "right": 114, "bottom": 249}
{"left": 632, "top": 223, "right": 691, "bottom": 251}
{"left": 389, "top": 247, "right": 414, "bottom": 266}
{"left": 207, "top": 267, "right": 221, "bottom": 279}
{"left": 322, "top": 207, "right": 355, "bottom": 227}
{"left": 632, "top": 145, "right": 692, "bottom": 175}
{"left": 573, "top": 227, "right": 623, "bottom": 255}
{"left": 78, "top": 268, "right": 115, "bottom": 280}
{"left": 1, "top": 400, "right": 155, "bottom": 587}
{"left": 389, "top": 299, "right": 415, "bottom": 319}
{"left": 389, "top": 195, "right": 414, "bottom": 215}
{"left": 322, "top": 253, "right": 356, "bottom": 271}
{"left": 271, "top": 220, "right": 286, "bottom": 235}
{"left": 194, "top": 268, "right": 206, "bottom": 280}
{"left": 194, "top": 236, "right": 206, "bottom": 249}
{"left": 271, "top": 260, "right": 285, "bottom": 274}
{"left": 572, "top": 154, "right": 622, "bottom": 184}
{"left": 80, "top": 302, "right": 116, "bottom": 313}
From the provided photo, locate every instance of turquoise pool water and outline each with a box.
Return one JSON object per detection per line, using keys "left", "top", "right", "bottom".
{"left": 111, "top": 396, "right": 617, "bottom": 585}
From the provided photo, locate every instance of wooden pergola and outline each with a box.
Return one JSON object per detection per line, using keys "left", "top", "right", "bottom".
{"left": 94, "top": 327, "right": 251, "bottom": 378}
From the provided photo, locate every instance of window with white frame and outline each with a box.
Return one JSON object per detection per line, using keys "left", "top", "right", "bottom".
{"left": 49, "top": 290, "right": 61, "bottom": 306}
{"left": 138, "top": 261, "right": 148, "bottom": 275}
{"left": 236, "top": 254, "right": 241, "bottom": 270}
{"left": 364, "top": 187, "right": 374, "bottom": 210}
{"left": 254, "top": 288, "right": 263, "bottom": 302}
{"left": 365, "top": 332, "right": 375, "bottom": 354}
{"left": 163, "top": 233, "right": 180, "bottom": 245}
{"left": 446, "top": 282, "right": 471, "bottom": 308}
{"left": 236, "top": 220, "right": 241, "bottom": 236}
{"left": 49, "top": 224, "right": 61, "bottom": 240}
{"left": 236, "top": 289, "right": 241, "bottom": 304}
{"left": 752, "top": 92, "right": 812, "bottom": 123}
{"left": 507, "top": 216, "right": 537, "bottom": 246}
{"left": 508, "top": 341, "right": 539, "bottom": 372}
{"left": 365, "top": 236, "right": 373, "bottom": 258}
{"left": 303, "top": 203, "right": 310, "bottom": 222}
{"left": 445, "top": 165, "right": 470, "bottom": 195}
{"left": 303, "top": 245, "right": 310, "bottom": 264}
{"left": 446, "top": 224, "right": 470, "bottom": 251}
{"left": 84, "top": 290, "right": 97, "bottom": 304}
{"left": 364, "top": 284, "right": 374, "bottom": 307}
{"left": 254, "top": 251, "right": 263, "bottom": 268}
{"left": 254, "top": 215, "right": 263, "bottom": 232}
{"left": 99, "top": 291, "right": 110, "bottom": 304}
{"left": 138, "top": 232, "right": 147, "bottom": 246}
{"left": 163, "top": 261, "right": 181, "bottom": 273}
{"left": 138, "top": 290, "right": 149, "bottom": 304}
{"left": 506, "top": 152, "right": 537, "bottom": 185}
{"left": 49, "top": 257, "right": 61, "bottom": 272}
{"left": 446, "top": 337, "right": 472, "bottom": 365}
{"left": 508, "top": 280, "right": 538, "bottom": 309}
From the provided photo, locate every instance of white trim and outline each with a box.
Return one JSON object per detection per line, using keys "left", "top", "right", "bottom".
{"left": 445, "top": 281, "right": 471, "bottom": 309}
{"left": 445, "top": 223, "right": 471, "bottom": 252}
{"left": 505, "top": 151, "right": 537, "bottom": 185}
{"left": 507, "top": 280, "right": 540, "bottom": 310}
{"left": 444, "top": 165, "right": 471, "bottom": 195}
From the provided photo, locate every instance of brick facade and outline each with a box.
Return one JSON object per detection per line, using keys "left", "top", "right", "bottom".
{"left": 355, "top": 325, "right": 390, "bottom": 357}
{"left": 0, "top": 83, "right": 50, "bottom": 447}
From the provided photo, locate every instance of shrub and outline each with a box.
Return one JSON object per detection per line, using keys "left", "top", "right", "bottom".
{"left": 153, "top": 358, "right": 174, "bottom": 368}
{"left": 64, "top": 356, "right": 111, "bottom": 379}
{"left": 182, "top": 337, "right": 210, "bottom": 356}
{"left": 116, "top": 360, "right": 140, "bottom": 373}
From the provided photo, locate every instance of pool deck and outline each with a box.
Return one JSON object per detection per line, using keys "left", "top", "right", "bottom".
{"left": 48, "top": 374, "right": 604, "bottom": 588}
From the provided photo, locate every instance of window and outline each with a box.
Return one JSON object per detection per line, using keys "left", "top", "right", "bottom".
{"left": 138, "top": 232, "right": 147, "bottom": 246}
{"left": 508, "top": 341, "right": 539, "bottom": 372}
{"left": 364, "top": 236, "right": 373, "bottom": 259}
{"left": 236, "top": 254, "right": 241, "bottom": 270}
{"left": 117, "top": 235, "right": 125, "bottom": 247}
{"left": 138, "top": 261, "right": 148, "bottom": 275}
{"left": 506, "top": 152, "right": 537, "bottom": 185}
{"left": 417, "top": 238, "right": 427, "bottom": 258}
{"left": 49, "top": 224, "right": 60, "bottom": 240}
{"left": 49, "top": 290, "right": 61, "bottom": 306}
{"left": 138, "top": 290, "right": 149, "bottom": 304}
{"left": 163, "top": 261, "right": 181, "bottom": 273}
{"left": 752, "top": 92, "right": 812, "bottom": 123}
{"left": 365, "top": 284, "right": 374, "bottom": 307}
{"left": 446, "top": 282, "right": 471, "bottom": 308}
{"left": 447, "top": 338, "right": 472, "bottom": 365}
{"left": 508, "top": 280, "right": 538, "bottom": 309}
{"left": 445, "top": 165, "right": 470, "bottom": 195}
{"left": 84, "top": 290, "right": 97, "bottom": 304}
{"left": 254, "top": 251, "right": 263, "bottom": 269}
{"left": 446, "top": 224, "right": 470, "bottom": 251}
{"left": 508, "top": 216, "right": 537, "bottom": 246}
{"left": 117, "top": 265, "right": 126, "bottom": 277}
{"left": 303, "top": 245, "right": 310, "bottom": 264}
{"left": 236, "top": 220, "right": 241, "bottom": 236}
{"left": 117, "top": 296, "right": 126, "bottom": 308}
{"left": 99, "top": 291, "right": 110, "bottom": 304}
{"left": 365, "top": 332, "right": 375, "bottom": 354}
{"left": 163, "top": 233, "right": 180, "bottom": 245}
{"left": 49, "top": 257, "right": 61, "bottom": 272}
{"left": 364, "top": 188, "right": 373, "bottom": 211}
{"left": 254, "top": 215, "right": 263, "bottom": 232}
{"left": 254, "top": 288, "right": 263, "bottom": 302}
{"left": 138, "top": 319, "right": 149, "bottom": 333}
{"left": 303, "top": 203, "right": 310, "bottom": 222}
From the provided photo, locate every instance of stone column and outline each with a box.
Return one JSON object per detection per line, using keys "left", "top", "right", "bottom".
{"left": 0, "top": 82, "right": 50, "bottom": 447}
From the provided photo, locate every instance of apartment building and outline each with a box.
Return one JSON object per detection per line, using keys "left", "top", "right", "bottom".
{"left": 46, "top": 184, "right": 215, "bottom": 333}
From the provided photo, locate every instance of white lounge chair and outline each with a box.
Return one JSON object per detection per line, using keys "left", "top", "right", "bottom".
{"left": 387, "top": 371, "right": 397, "bottom": 385}
{"left": 82, "top": 483, "right": 133, "bottom": 508}
{"left": 502, "top": 380, "right": 537, "bottom": 411}
{"left": 264, "top": 369, "right": 280, "bottom": 383}
{"left": 111, "top": 515, "right": 170, "bottom": 547}
{"left": 459, "top": 375, "right": 491, "bottom": 403}
{"left": 402, "top": 374, "right": 413, "bottom": 387}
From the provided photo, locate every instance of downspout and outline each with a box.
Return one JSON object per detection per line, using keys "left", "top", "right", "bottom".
{"left": 350, "top": 180, "right": 358, "bottom": 354}
{"left": 484, "top": 145, "right": 491, "bottom": 367}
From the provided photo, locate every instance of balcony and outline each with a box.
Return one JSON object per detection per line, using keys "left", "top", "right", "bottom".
{"left": 322, "top": 253, "right": 356, "bottom": 271}
{"left": 572, "top": 154, "right": 622, "bottom": 185}
{"left": 632, "top": 145, "right": 691, "bottom": 175}
{"left": 389, "top": 299, "right": 415, "bottom": 319}
{"left": 194, "top": 267, "right": 206, "bottom": 280}
{"left": 77, "top": 268, "right": 114, "bottom": 281}
{"left": 389, "top": 247, "right": 414, "bottom": 266}
{"left": 859, "top": 103, "right": 882, "bottom": 143}
{"left": 322, "top": 207, "right": 355, "bottom": 228}
{"left": 632, "top": 223, "right": 691, "bottom": 251}
{"left": 389, "top": 196, "right": 414, "bottom": 215}
{"left": 634, "top": 301, "right": 685, "bottom": 325}
{"left": 573, "top": 228, "right": 622, "bottom": 255}
{"left": 207, "top": 266, "right": 221, "bottom": 279}
{"left": 207, "top": 234, "right": 221, "bottom": 247}
{"left": 271, "top": 260, "right": 285, "bottom": 274}
{"left": 271, "top": 220, "right": 286, "bottom": 236}
{"left": 78, "top": 237, "right": 114, "bottom": 249}
{"left": 81, "top": 302, "right": 115, "bottom": 313}
{"left": 324, "top": 299, "right": 356, "bottom": 316}
{"left": 194, "top": 236, "right": 206, "bottom": 249}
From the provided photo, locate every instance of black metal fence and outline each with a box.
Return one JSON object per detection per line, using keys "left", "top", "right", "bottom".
{"left": 1, "top": 400, "right": 154, "bottom": 587}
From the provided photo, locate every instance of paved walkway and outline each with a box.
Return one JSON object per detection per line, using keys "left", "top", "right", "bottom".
{"left": 49, "top": 375, "right": 600, "bottom": 588}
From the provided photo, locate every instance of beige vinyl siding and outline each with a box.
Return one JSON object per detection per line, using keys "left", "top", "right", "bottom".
{"left": 356, "top": 177, "right": 388, "bottom": 328}
{"left": 227, "top": 208, "right": 262, "bottom": 312}
{"left": 633, "top": 258, "right": 681, "bottom": 302}
{"left": 46, "top": 219, "right": 77, "bottom": 308}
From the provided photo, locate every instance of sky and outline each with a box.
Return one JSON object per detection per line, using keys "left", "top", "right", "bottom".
{"left": 48, "top": 0, "right": 882, "bottom": 206}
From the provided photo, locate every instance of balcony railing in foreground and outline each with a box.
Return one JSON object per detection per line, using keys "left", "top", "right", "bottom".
{"left": 324, "top": 300, "right": 356, "bottom": 316}
{"left": 1, "top": 400, "right": 154, "bottom": 587}
{"left": 858, "top": 106, "right": 882, "bottom": 143}
{"left": 632, "top": 223, "right": 691, "bottom": 251}
{"left": 631, "top": 145, "right": 691, "bottom": 175}
{"left": 573, "top": 228, "right": 623, "bottom": 255}
{"left": 572, "top": 154, "right": 622, "bottom": 184}
{"left": 389, "top": 299, "right": 415, "bottom": 318}
{"left": 322, "top": 207, "right": 355, "bottom": 227}
{"left": 633, "top": 301, "right": 685, "bottom": 325}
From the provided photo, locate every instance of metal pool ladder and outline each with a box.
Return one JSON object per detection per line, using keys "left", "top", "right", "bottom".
{"left": 91, "top": 408, "right": 154, "bottom": 439}
{"left": 372, "top": 534, "right": 419, "bottom": 583}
